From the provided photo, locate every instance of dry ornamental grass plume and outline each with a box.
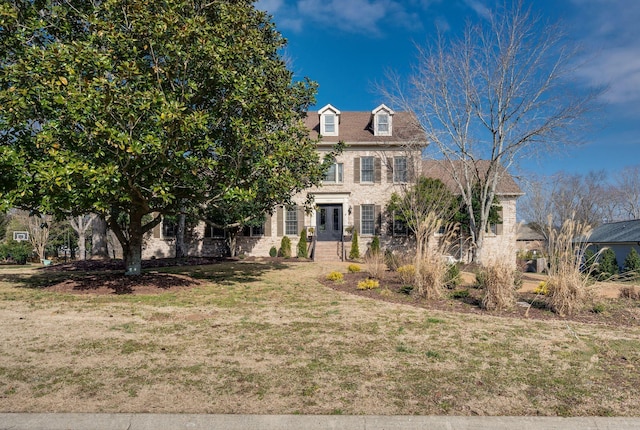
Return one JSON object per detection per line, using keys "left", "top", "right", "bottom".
{"left": 545, "top": 216, "right": 596, "bottom": 316}
{"left": 480, "top": 261, "right": 516, "bottom": 311}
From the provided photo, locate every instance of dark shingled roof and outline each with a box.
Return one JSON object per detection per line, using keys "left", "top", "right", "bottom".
{"left": 589, "top": 219, "right": 640, "bottom": 243}
{"left": 304, "top": 111, "right": 425, "bottom": 143}
{"left": 422, "top": 159, "right": 523, "bottom": 196}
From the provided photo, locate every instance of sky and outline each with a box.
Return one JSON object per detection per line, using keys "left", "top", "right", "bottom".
{"left": 255, "top": 0, "right": 640, "bottom": 181}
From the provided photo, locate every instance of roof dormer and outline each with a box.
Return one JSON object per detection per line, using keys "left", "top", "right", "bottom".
{"left": 318, "top": 104, "right": 340, "bottom": 136}
{"left": 372, "top": 104, "right": 394, "bottom": 137}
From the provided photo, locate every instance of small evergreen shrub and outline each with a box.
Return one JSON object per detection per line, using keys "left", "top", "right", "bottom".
{"left": 0, "top": 240, "right": 32, "bottom": 264}
{"left": 598, "top": 248, "right": 618, "bottom": 278}
{"left": 475, "top": 269, "right": 488, "bottom": 288}
{"left": 279, "top": 236, "right": 292, "bottom": 258}
{"left": 347, "top": 264, "right": 361, "bottom": 273}
{"left": 297, "top": 228, "right": 308, "bottom": 258}
{"left": 269, "top": 246, "right": 277, "bottom": 258}
{"left": 444, "top": 264, "right": 461, "bottom": 288}
{"left": 357, "top": 278, "right": 379, "bottom": 290}
{"left": 349, "top": 230, "right": 360, "bottom": 260}
{"left": 326, "top": 271, "right": 343, "bottom": 282}
{"left": 385, "top": 249, "right": 400, "bottom": 271}
{"left": 370, "top": 235, "right": 380, "bottom": 255}
{"left": 623, "top": 248, "right": 640, "bottom": 275}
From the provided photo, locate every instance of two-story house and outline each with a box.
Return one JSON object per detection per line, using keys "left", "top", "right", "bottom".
{"left": 144, "top": 104, "right": 521, "bottom": 263}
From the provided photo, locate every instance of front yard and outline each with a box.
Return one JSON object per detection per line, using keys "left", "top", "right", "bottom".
{"left": 0, "top": 259, "right": 639, "bottom": 416}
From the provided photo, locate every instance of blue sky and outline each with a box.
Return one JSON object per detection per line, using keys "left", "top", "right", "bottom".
{"left": 256, "top": 0, "right": 640, "bottom": 179}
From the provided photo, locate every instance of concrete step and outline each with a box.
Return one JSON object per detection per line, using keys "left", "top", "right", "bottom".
{"left": 312, "top": 241, "right": 344, "bottom": 261}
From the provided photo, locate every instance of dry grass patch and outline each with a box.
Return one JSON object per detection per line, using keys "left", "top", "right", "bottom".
{"left": 0, "top": 260, "right": 639, "bottom": 416}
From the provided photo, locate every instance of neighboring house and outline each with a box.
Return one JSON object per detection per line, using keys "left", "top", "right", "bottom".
{"left": 516, "top": 224, "right": 546, "bottom": 255}
{"left": 587, "top": 219, "right": 640, "bottom": 270}
{"left": 143, "top": 104, "right": 523, "bottom": 263}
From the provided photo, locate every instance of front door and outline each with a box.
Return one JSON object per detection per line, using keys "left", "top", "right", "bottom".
{"left": 316, "top": 205, "right": 343, "bottom": 241}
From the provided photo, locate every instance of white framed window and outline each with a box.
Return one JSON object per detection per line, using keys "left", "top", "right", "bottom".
{"left": 372, "top": 104, "right": 393, "bottom": 136}
{"left": 323, "top": 162, "right": 343, "bottom": 184}
{"left": 319, "top": 104, "right": 340, "bottom": 136}
{"left": 360, "top": 157, "right": 374, "bottom": 183}
{"left": 361, "top": 204, "right": 375, "bottom": 236}
{"left": 393, "top": 157, "right": 407, "bottom": 183}
{"left": 377, "top": 114, "right": 389, "bottom": 133}
{"left": 324, "top": 114, "right": 335, "bottom": 134}
{"left": 285, "top": 208, "right": 298, "bottom": 235}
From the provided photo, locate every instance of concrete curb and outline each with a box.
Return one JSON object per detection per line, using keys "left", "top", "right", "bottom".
{"left": 1, "top": 414, "right": 640, "bottom": 430}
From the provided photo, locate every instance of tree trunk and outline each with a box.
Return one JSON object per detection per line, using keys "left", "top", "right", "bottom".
{"left": 124, "top": 215, "right": 144, "bottom": 276}
{"left": 91, "top": 216, "right": 109, "bottom": 259}
{"left": 77, "top": 233, "right": 86, "bottom": 261}
{"left": 175, "top": 212, "right": 186, "bottom": 258}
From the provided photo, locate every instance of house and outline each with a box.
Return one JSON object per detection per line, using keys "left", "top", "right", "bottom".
{"left": 143, "top": 104, "right": 522, "bottom": 263}
{"left": 516, "top": 224, "right": 546, "bottom": 255}
{"left": 587, "top": 219, "right": 640, "bottom": 270}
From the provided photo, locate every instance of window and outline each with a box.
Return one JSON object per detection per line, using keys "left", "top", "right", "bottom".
{"left": 377, "top": 113, "right": 389, "bottom": 133}
{"left": 205, "top": 224, "right": 225, "bottom": 238}
{"left": 392, "top": 213, "right": 408, "bottom": 236}
{"left": 162, "top": 219, "right": 176, "bottom": 237}
{"left": 361, "top": 204, "right": 375, "bottom": 236}
{"left": 324, "top": 114, "right": 335, "bottom": 134}
{"left": 243, "top": 224, "right": 264, "bottom": 237}
{"left": 360, "top": 157, "right": 374, "bottom": 183}
{"left": 372, "top": 104, "right": 393, "bottom": 136}
{"left": 285, "top": 208, "right": 298, "bottom": 235}
{"left": 323, "top": 162, "right": 343, "bottom": 183}
{"left": 393, "top": 157, "right": 407, "bottom": 183}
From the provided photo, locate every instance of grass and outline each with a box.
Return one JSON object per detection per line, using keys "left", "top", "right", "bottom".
{"left": 0, "top": 260, "right": 639, "bottom": 415}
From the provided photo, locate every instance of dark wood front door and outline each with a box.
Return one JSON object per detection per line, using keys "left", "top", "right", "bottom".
{"left": 316, "top": 205, "right": 342, "bottom": 241}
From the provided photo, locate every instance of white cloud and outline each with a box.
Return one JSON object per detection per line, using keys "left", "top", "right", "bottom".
{"left": 261, "top": 0, "right": 425, "bottom": 35}
{"left": 463, "top": 0, "right": 491, "bottom": 20}
{"left": 569, "top": 0, "right": 640, "bottom": 105}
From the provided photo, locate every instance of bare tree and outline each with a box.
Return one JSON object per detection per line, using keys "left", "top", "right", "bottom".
{"left": 384, "top": 0, "right": 597, "bottom": 264}
{"left": 614, "top": 165, "right": 640, "bottom": 220}
{"left": 520, "top": 171, "right": 609, "bottom": 236}
{"left": 26, "top": 214, "right": 50, "bottom": 261}
{"left": 68, "top": 214, "right": 97, "bottom": 260}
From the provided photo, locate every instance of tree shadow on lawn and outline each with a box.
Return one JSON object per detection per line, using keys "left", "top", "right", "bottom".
{"left": 6, "top": 258, "right": 291, "bottom": 295}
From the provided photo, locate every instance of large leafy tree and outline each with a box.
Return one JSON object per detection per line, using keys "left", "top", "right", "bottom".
{"left": 1, "top": 0, "right": 329, "bottom": 274}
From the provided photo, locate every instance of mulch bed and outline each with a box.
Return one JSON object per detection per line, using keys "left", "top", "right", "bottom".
{"left": 318, "top": 271, "right": 640, "bottom": 327}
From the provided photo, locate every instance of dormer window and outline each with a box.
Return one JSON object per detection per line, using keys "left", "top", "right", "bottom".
{"left": 372, "top": 104, "right": 394, "bottom": 137}
{"left": 318, "top": 104, "right": 340, "bottom": 136}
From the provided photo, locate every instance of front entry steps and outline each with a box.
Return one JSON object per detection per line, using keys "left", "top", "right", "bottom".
{"left": 313, "top": 241, "right": 344, "bottom": 262}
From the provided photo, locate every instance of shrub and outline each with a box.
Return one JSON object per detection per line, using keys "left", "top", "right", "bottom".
{"left": 533, "top": 281, "right": 549, "bottom": 295}
{"left": 444, "top": 264, "right": 461, "bottom": 288}
{"left": 623, "top": 248, "right": 640, "bottom": 275}
{"left": 363, "top": 250, "right": 386, "bottom": 279}
{"left": 598, "top": 248, "right": 619, "bottom": 278}
{"left": 0, "top": 240, "right": 32, "bottom": 264}
{"left": 397, "top": 264, "right": 416, "bottom": 285}
{"left": 475, "top": 269, "right": 488, "bottom": 288}
{"left": 480, "top": 262, "right": 516, "bottom": 311}
{"left": 269, "top": 246, "right": 277, "bottom": 258}
{"left": 370, "top": 235, "right": 380, "bottom": 255}
{"left": 297, "top": 228, "right": 308, "bottom": 258}
{"left": 347, "top": 264, "right": 361, "bottom": 273}
{"left": 450, "top": 289, "right": 470, "bottom": 299}
{"left": 357, "top": 278, "right": 379, "bottom": 290}
{"left": 349, "top": 230, "right": 360, "bottom": 260}
{"left": 326, "top": 271, "right": 343, "bottom": 282}
{"left": 278, "top": 236, "right": 292, "bottom": 258}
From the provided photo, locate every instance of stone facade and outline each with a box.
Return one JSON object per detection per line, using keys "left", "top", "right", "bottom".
{"left": 142, "top": 105, "right": 522, "bottom": 264}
